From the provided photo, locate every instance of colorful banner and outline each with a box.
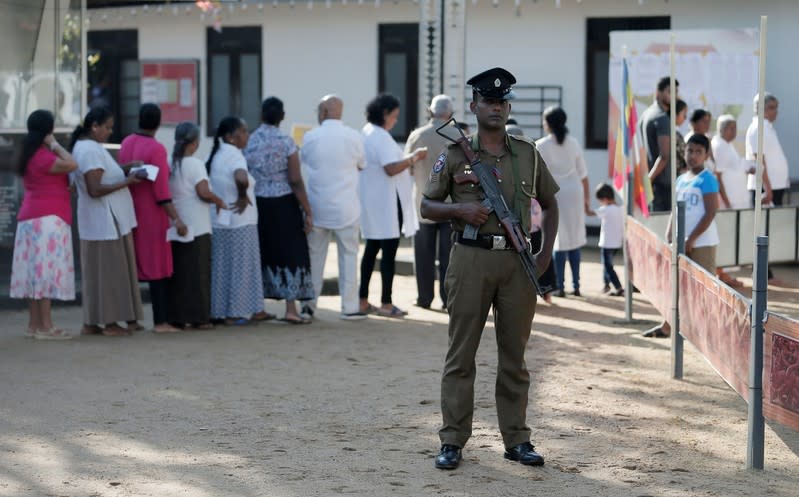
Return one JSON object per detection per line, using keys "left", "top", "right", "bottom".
{"left": 678, "top": 256, "right": 751, "bottom": 397}
{"left": 764, "top": 314, "right": 799, "bottom": 431}
{"left": 627, "top": 216, "right": 799, "bottom": 432}
{"left": 626, "top": 217, "right": 671, "bottom": 318}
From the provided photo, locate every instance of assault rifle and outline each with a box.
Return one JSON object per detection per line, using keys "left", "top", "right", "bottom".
{"left": 435, "top": 119, "right": 543, "bottom": 297}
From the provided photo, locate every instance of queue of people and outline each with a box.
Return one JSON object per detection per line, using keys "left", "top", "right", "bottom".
{"left": 10, "top": 91, "right": 435, "bottom": 337}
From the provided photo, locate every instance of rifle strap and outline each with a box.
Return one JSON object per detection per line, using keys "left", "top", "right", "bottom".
{"left": 471, "top": 133, "right": 530, "bottom": 233}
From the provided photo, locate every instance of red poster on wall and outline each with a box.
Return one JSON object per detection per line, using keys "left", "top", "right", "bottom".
{"left": 140, "top": 60, "right": 199, "bottom": 125}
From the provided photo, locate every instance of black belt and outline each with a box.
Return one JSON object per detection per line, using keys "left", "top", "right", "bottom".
{"left": 456, "top": 232, "right": 514, "bottom": 251}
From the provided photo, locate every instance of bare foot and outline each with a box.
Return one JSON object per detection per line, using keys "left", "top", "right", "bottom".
{"left": 251, "top": 311, "right": 276, "bottom": 321}
{"left": 101, "top": 324, "right": 131, "bottom": 337}
{"left": 151, "top": 324, "right": 182, "bottom": 334}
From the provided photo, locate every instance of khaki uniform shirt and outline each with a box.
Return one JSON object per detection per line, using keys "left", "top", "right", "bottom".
{"left": 423, "top": 133, "right": 559, "bottom": 235}
{"left": 404, "top": 118, "right": 453, "bottom": 224}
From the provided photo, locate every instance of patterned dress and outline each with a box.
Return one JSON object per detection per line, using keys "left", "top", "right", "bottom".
{"left": 10, "top": 147, "right": 75, "bottom": 301}
{"left": 243, "top": 124, "right": 314, "bottom": 301}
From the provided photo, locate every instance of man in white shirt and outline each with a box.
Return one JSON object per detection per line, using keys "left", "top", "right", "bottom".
{"left": 405, "top": 94, "right": 455, "bottom": 310}
{"left": 712, "top": 114, "right": 752, "bottom": 209}
{"left": 745, "top": 92, "right": 791, "bottom": 206}
{"left": 300, "top": 95, "right": 367, "bottom": 320}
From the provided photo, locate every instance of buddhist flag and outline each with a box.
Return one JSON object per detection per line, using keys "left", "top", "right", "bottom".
{"left": 613, "top": 58, "right": 653, "bottom": 217}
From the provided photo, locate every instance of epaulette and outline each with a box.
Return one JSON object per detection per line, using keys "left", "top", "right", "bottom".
{"left": 508, "top": 133, "right": 537, "bottom": 148}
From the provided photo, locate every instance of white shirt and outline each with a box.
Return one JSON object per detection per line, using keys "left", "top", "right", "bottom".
{"left": 596, "top": 203, "right": 623, "bottom": 249}
{"left": 72, "top": 139, "right": 137, "bottom": 241}
{"left": 711, "top": 135, "right": 751, "bottom": 209}
{"left": 675, "top": 169, "right": 720, "bottom": 248}
{"left": 300, "top": 119, "right": 365, "bottom": 230}
{"left": 535, "top": 135, "right": 588, "bottom": 184}
{"left": 169, "top": 156, "right": 212, "bottom": 238}
{"left": 535, "top": 134, "right": 588, "bottom": 251}
{"left": 208, "top": 143, "right": 257, "bottom": 229}
{"left": 359, "top": 123, "right": 419, "bottom": 239}
{"left": 745, "top": 118, "right": 790, "bottom": 190}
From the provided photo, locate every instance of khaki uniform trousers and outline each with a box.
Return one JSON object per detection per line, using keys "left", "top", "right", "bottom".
{"left": 439, "top": 242, "right": 536, "bottom": 449}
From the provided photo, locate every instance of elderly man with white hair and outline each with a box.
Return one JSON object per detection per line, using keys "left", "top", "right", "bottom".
{"left": 404, "top": 94, "right": 455, "bottom": 310}
{"left": 711, "top": 114, "right": 752, "bottom": 209}
{"left": 745, "top": 92, "right": 790, "bottom": 207}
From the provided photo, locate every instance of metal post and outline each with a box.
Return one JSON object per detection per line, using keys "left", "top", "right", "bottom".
{"left": 80, "top": 0, "right": 88, "bottom": 120}
{"left": 746, "top": 236, "right": 768, "bottom": 470}
{"left": 624, "top": 168, "right": 633, "bottom": 320}
{"left": 671, "top": 201, "right": 685, "bottom": 380}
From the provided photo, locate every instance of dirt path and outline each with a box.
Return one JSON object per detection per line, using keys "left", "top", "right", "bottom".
{"left": 1, "top": 252, "right": 797, "bottom": 497}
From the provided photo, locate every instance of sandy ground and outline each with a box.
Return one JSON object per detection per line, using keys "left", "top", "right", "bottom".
{"left": 0, "top": 247, "right": 797, "bottom": 497}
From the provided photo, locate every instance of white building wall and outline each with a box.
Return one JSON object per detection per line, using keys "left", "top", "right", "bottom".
{"left": 88, "top": 2, "right": 418, "bottom": 156}
{"left": 459, "top": 0, "right": 799, "bottom": 198}
{"left": 88, "top": 0, "right": 798, "bottom": 187}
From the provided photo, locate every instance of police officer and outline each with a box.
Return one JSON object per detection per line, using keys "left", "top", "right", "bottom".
{"left": 421, "top": 67, "right": 559, "bottom": 470}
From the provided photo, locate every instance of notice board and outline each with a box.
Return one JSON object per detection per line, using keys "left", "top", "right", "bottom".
{"left": 140, "top": 60, "right": 199, "bottom": 125}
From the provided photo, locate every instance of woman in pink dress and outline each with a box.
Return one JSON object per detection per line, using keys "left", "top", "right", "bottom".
{"left": 10, "top": 110, "right": 78, "bottom": 339}
{"left": 118, "top": 103, "right": 187, "bottom": 333}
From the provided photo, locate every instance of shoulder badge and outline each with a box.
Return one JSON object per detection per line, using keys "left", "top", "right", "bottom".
{"left": 432, "top": 152, "right": 447, "bottom": 173}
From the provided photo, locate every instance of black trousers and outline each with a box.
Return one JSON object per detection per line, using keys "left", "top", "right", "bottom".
{"left": 147, "top": 278, "right": 169, "bottom": 325}
{"left": 413, "top": 222, "right": 452, "bottom": 308}
{"left": 359, "top": 238, "right": 401, "bottom": 304}
{"left": 651, "top": 182, "right": 672, "bottom": 212}
{"left": 750, "top": 188, "right": 786, "bottom": 208}
{"left": 360, "top": 196, "right": 403, "bottom": 304}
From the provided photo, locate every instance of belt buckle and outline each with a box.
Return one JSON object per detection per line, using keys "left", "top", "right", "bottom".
{"left": 491, "top": 235, "right": 507, "bottom": 250}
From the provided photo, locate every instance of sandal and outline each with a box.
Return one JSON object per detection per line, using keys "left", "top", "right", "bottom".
{"left": 81, "top": 325, "right": 103, "bottom": 335}
{"left": 25, "top": 327, "right": 37, "bottom": 338}
{"left": 377, "top": 305, "right": 408, "bottom": 318}
{"left": 192, "top": 323, "right": 215, "bottom": 330}
{"left": 280, "top": 314, "right": 312, "bottom": 325}
{"left": 360, "top": 303, "right": 379, "bottom": 315}
{"left": 34, "top": 327, "right": 72, "bottom": 340}
{"left": 224, "top": 317, "right": 250, "bottom": 326}
{"left": 126, "top": 322, "right": 145, "bottom": 332}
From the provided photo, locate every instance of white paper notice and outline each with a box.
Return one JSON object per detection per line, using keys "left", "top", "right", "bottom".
{"left": 166, "top": 226, "right": 194, "bottom": 243}
{"left": 179, "top": 78, "right": 192, "bottom": 107}
{"left": 215, "top": 209, "right": 232, "bottom": 227}
{"left": 130, "top": 164, "right": 160, "bottom": 182}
